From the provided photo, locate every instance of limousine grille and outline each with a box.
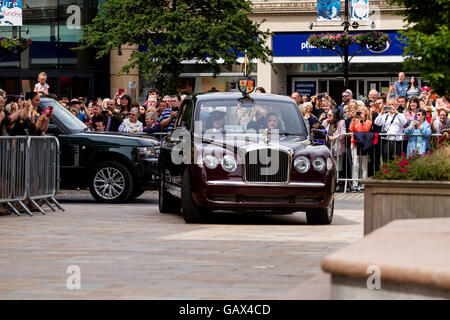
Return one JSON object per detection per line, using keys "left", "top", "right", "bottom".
{"left": 244, "top": 148, "right": 290, "bottom": 183}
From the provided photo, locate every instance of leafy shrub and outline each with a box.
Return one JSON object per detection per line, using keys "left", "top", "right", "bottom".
{"left": 374, "top": 142, "right": 450, "bottom": 181}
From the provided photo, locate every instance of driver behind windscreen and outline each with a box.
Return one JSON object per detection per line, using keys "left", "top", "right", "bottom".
{"left": 206, "top": 110, "right": 226, "bottom": 131}
{"left": 266, "top": 113, "right": 280, "bottom": 130}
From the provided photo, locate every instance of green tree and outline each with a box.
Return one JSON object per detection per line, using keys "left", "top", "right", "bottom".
{"left": 389, "top": 0, "right": 450, "bottom": 96}
{"left": 78, "top": 0, "right": 272, "bottom": 94}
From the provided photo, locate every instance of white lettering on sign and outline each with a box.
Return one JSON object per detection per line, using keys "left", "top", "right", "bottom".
{"left": 301, "top": 42, "right": 317, "bottom": 51}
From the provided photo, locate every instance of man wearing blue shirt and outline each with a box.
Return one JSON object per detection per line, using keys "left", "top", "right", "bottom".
{"left": 390, "top": 72, "right": 409, "bottom": 98}
{"left": 159, "top": 95, "right": 181, "bottom": 131}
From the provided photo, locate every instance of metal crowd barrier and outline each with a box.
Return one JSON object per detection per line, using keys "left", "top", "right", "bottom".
{"left": 0, "top": 136, "right": 63, "bottom": 216}
{"left": 329, "top": 132, "right": 444, "bottom": 192}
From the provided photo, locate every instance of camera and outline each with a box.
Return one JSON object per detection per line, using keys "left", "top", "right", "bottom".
{"left": 397, "top": 106, "right": 404, "bottom": 113}
{"left": 356, "top": 111, "right": 362, "bottom": 116}
{"left": 384, "top": 106, "right": 392, "bottom": 112}
{"left": 171, "top": 107, "right": 179, "bottom": 112}
{"left": 102, "top": 110, "right": 109, "bottom": 115}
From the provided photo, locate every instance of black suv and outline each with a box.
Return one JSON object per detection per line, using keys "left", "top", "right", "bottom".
{"left": 41, "top": 97, "right": 159, "bottom": 203}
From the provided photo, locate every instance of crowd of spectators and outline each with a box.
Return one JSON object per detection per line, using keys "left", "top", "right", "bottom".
{"left": 290, "top": 72, "right": 450, "bottom": 192}
{"left": 1, "top": 71, "right": 449, "bottom": 194}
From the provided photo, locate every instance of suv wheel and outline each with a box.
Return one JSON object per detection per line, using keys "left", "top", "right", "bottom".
{"left": 89, "top": 161, "right": 133, "bottom": 203}
{"left": 181, "top": 170, "right": 207, "bottom": 223}
{"left": 306, "top": 199, "right": 334, "bottom": 225}
{"left": 159, "top": 168, "right": 181, "bottom": 214}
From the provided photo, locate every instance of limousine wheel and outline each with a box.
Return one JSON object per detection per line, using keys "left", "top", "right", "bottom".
{"left": 159, "top": 168, "right": 181, "bottom": 214}
{"left": 89, "top": 161, "right": 133, "bottom": 203}
{"left": 306, "top": 199, "right": 334, "bottom": 225}
{"left": 181, "top": 170, "right": 207, "bottom": 223}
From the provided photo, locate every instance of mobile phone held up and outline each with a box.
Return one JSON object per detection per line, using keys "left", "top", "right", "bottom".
{"left": 44, "top": 106, "right": 54, "bottom": 118}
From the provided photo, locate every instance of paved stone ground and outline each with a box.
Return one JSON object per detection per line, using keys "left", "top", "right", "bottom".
{"left": 0, "top": 190, "right": 363, "bottom": 299}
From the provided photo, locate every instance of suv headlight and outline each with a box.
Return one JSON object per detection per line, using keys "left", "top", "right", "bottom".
{"left": 137, "top": 146, "right": 158, "bottom": 158}
{"left": 221, "top": 155, "right": 238, "bottom": 172}
{"left": 294, "top": 156, "right": 310, "bottom": 173}
{"left": 312, "top": 157, "right": 326, "bottom": 171}
{"left": 204, "top": 155, "right": 219, "bottom": 169}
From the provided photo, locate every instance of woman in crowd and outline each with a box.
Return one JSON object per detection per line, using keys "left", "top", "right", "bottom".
{"left": 119, "top": 95, "right": 132, "bottom": 115}
{"left": 9, "top": 100, "right": 37, "bottom": 136}
{"left": 404, "top": 108, "right": 432, "bottom": 157}
{"left": 405, "top": 96, "right": 420, "bottom": 122}
{"left": 318, "top": 98, "right": 333, "bottom": 124}
{"left": 118, "top": 107, "right": 143, "bottom": 133}
{"left": 349, "top": 105, "right": 372, "bottom": 192}
{"left": 143, "top": 112, "right": 161, "bottom": 134}
{"left": 431, "top": 109, "right": 449, "bottom": 134}
{"left": 406, "top": 76, "right": 421, "bottom": 99}
{"left": 311, "top": 94, "right": 325, "bottom": 118}
{"left": 303, "top": 102, "right": 318, "bottom": 129}
{"left": 322, "top": 108, "right": 346, "bottom": 191}
{"left": 424, "top": 105, "right": 433, "bottom": 124}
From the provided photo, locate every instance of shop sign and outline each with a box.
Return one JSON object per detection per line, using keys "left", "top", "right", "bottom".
{"left": 294, "top": 81, "right": 317, "bottom": 97}
{"left": 0, "top": 0, "right": 22, "bottom": 26}
{"left": 273, "top": 31, "right": 406, "bottom": 57}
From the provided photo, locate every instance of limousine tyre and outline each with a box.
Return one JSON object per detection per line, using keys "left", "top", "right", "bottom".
{"left": 181, "top": 170, "right": 207, "bottom": 223}
{"left": 89, "top": 161, "right": 134, "bottom": 203}
{"left": 159, "top": 168, "right": 181, "bottom": 214}
{"left": 306, "top": 199, "right": 334, "bottom": 225}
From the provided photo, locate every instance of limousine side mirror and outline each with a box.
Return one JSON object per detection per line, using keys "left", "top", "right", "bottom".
{"left": 46, "top": 123, "right": 61, "bottom": 136}
{"left": 311, "top": 129, "right": 326, "bottom": 141}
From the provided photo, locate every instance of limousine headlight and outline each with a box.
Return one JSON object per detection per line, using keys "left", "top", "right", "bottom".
{"left": 204, "top": 155, "right": 219, "bottom": 169}
{"left": 221, "top": 155, "right": 238, "bottom": 172}
{"left": 137, "top": 146, "right": 158, "bottom": 158}
{"left": 294, "top": 156, "right": 310, "bottom": 173}
{"left": 312, "top": 157, "right": 326, "bottom": 172}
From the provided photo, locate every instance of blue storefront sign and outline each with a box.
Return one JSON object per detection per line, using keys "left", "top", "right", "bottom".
{"left": 273, "top": 31, "right": 406, "bottom": 57}
{"left": 294, "top": 81, "right": 317, "bottom": 97}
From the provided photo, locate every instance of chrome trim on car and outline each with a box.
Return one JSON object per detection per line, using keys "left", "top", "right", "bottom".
{"left": 240, "top": 145, "right": 293, "bottom": 183}
{"left": 206, "top": 180, "right": 325, "bottom": 187}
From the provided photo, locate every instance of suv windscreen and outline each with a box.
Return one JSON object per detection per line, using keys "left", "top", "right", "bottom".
{"left": 41, "top": 100, "right": 87, "bottom": 133}
{"left": 195, "top": 98, "right": 307, "bottom": 139}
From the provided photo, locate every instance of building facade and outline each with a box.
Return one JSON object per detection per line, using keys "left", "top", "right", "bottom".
{"left": 251, "top": 0, "right": 410, "bottom": 102}
{"left": 0, "top": 0, "right": 109, "bottom": 99}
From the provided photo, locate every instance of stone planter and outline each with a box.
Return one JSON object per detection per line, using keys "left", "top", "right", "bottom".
{"left": 362, "top": 178, "right": 450, "bottom": 235}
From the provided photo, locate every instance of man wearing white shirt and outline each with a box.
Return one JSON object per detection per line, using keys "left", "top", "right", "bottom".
{"left": 374, "top": 98, "right": 407, "bottom": 161}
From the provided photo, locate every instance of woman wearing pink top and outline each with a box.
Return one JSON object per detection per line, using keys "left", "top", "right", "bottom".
{"left": 405, "top": 96, "right": 420, "bottom": 122}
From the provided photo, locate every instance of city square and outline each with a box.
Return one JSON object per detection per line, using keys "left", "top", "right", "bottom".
{"left": 0, "top": 0, "right": 449, "bottom": 307}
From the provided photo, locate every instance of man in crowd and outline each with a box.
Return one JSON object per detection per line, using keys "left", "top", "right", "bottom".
{"left": 159, "top": 94, "right": 181, "bottom": 132}
{"left": 338, "top": 89, "right": 353, "bottom": 116}
{"left": 374, "top": 98, "right": 407, "bottom": 161}
{"left": 397, "top": 96, "right": 408, "bottom": 113}
{"left": 59, "top": 95, "right": 69, "bottom": 108}
{"left": 368, "top": 89, "right": 379, "bottom": 103}
{"left": 390, "top": 72, "right": 409, "bottom": 98}
{"left": 290, "top": 91, "right": 305, "bottom": 115}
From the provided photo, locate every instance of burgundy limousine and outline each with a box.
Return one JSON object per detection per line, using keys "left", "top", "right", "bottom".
{"left": 158, "top": 92, "right": 336, "bottom": 224}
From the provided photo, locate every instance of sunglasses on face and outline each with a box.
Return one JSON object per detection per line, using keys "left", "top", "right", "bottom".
{"left": 131, "top": 104, "right": 139, "bottom": 107}
{"left": 342, "top": 95, "right": 349, "bottom": 98}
